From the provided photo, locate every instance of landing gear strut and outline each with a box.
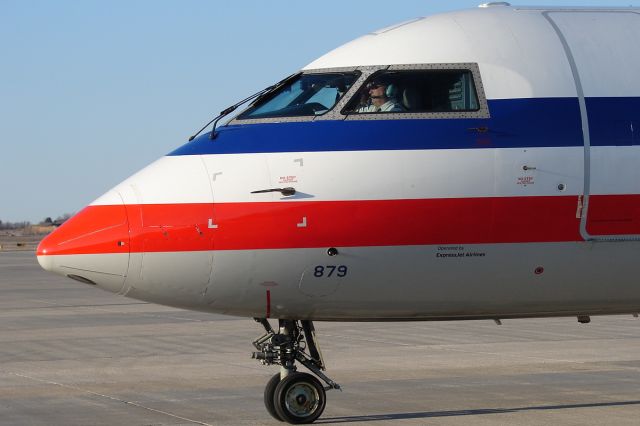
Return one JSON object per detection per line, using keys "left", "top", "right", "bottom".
{"left": 252, "top": 318, "right": 340, "bottom": 424}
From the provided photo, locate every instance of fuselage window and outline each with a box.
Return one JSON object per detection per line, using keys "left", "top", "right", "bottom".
{"left": 237, "top": 72, "right": 360, "bottom": 119}
{"left": 343, "top": 70, "right": 480, "bottom": 114}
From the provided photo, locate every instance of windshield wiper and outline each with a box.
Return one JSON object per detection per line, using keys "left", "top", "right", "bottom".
{"left": 187, "top": 72, "right": 301, "bottom": 141}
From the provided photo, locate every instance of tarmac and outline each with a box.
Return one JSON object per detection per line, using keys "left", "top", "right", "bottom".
{"left": 1, "top": 250, "right": 640, "bottom": 425}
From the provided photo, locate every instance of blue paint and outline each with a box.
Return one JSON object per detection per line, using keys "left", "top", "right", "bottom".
{"left": 586, "top": 97, "right": 640, "bottom": 146}
{"left": 168, "top": 97, "right": 636, "bottom": 156}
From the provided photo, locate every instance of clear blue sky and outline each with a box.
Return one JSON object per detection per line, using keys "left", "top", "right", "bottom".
{"left": 0, "top": 0, "right": 633, "bottom": 223}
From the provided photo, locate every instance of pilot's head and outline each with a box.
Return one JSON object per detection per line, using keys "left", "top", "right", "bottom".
{"left": 366, "top": 77, "right": 397, "bottom": 107}
{"left": 367, "top": 78, "right": 390, "bottom": 101}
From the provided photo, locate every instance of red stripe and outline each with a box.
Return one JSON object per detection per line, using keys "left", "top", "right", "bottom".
{"left": 206, "top": 197, "right": 582, "bottom": 250}
{"left": 38, "top": 195, "right": 640, "bottom": 256}
{"left": 266, "top": 290, "right": 271, "bottom": 318}
{"left": 36, "top": 204, "right": 129, "bottom": 256}
{"left": 126, "top": 203, "right": 213, "bottom": 253}
{"left": 587, "top": 194, "right": 640, "bottom": 235}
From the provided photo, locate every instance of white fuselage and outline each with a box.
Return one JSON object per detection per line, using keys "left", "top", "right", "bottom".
{"left": 38, "top": 5, "right": 640, "bottom": 321}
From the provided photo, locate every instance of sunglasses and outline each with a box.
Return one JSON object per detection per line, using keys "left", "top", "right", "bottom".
{"left": 366, "top": 82, "right": 385, "bottom": 89}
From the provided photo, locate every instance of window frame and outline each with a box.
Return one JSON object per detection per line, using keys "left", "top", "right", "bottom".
{"left": 342, "top": 63, "right": 490, "bottom": 121}
{"left": 229, "top": 63, "right": 489, "bottom": 125}
{"left": 231, "top": 67, "right": 362, "bottom": 124}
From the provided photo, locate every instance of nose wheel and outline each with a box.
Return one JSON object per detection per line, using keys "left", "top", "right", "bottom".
{"left": 274, "top": 372, "right": 326, "bottom": 423}
{"left": 264, "top": 373, "right": 284, "bottom": 421}
{"left": 253, "top": 319, "right": 339, "bottom": 424}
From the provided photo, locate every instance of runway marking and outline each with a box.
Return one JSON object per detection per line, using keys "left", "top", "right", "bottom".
{"left": 2, "top": 369, "right": 214, "bottom": 426}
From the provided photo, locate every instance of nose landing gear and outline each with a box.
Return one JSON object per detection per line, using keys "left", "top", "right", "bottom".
{"left": 252, "top": 318, "right": 340, "bottom": 424}
{"left": 273, "top": 372, "right": 326, "bottom": 423}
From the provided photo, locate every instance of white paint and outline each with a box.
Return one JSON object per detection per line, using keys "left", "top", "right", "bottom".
{"left": 90, "top": 147, "right": 592, "bottom": 205}
{"left": 39, "top": 253, "right": 129, "bottom": 294}
{"left": 93, "top": 156, "right": 213, "bottom": 206}
{"left": 590, "top": 146, "right": 640, "bottom": 195}
{"left": 304, "top": 6, "right": 639, "bottom": 100}
{"left": 549, "top": 11, "right": 640, "bottom": 97}
{"left": 56, "top": 242, "right": 640, "bottom": 320}
{"left": 88, "top": 145, "right": 640, "bottom": 207}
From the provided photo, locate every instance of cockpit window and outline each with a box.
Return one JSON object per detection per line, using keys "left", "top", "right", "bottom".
{"left": 343, "top": 70, "right": 479, "bottom": 114}
{"left": 237, "top": 72, "right": 360, "bottom": 119}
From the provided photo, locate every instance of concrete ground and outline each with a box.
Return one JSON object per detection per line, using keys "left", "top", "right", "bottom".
{"left": 0, "top": 230, "right": 48, "bottom": 252}
{"left": 1, "top": 251, "right": 640, "bottom": 426}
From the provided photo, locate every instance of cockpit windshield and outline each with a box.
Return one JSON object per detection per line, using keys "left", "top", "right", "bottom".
{"left": 237, "top": 72, "right": 360, "bottom": 119}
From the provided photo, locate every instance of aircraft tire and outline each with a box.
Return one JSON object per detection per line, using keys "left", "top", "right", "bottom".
{"left": 264, "top": 373, "right": 284, "bottom": 421}
{"left": 274, "top": 372, "right": 326, "bottom": 424}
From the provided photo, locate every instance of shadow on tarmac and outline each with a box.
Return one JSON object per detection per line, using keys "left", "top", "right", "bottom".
{"left": 318, "top": 400, "right": 640, "bottom": 423}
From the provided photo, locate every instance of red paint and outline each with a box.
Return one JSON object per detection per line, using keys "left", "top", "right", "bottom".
{"left": 125, "top": 203, "right": 214, "bottom": 254}
{"left": 266, "top": 290, "right": 271, "bottom": 318}
{"left": 37, "top": 195, "right": 640, "bottom": 256}
{"left": 36, "top": 204, "right": 130, "bottom": 256}
{"left": 586, "top": 194, "right": 640, "bottom": 235}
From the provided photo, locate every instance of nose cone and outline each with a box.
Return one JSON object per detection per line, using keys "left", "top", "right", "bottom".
{"left": 37, "top": 191, "right": 130, "bottom": 293}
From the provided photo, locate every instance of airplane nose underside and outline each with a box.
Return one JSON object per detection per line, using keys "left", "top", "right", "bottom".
{"left": 36, "top": 191, "right": 130, "bottom": 294}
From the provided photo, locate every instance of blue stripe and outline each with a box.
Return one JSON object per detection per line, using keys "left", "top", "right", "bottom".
{"left": 168, "top": 97, "right": 637, "bottom": 156}
{"left": 586, "top": 97, "right": 640, "bottom": 146}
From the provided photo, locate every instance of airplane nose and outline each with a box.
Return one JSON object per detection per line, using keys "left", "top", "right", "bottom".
{"left": 37, "top": 191, "right": 130, "bottom": 293}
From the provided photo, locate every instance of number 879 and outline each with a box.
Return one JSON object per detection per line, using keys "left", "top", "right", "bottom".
{"left": 313, "top": 265, "right": 348, "bottom": 278}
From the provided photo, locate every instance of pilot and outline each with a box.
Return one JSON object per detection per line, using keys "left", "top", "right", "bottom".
{"left": 357, "top": 77, "right": 404, "bottom": 112}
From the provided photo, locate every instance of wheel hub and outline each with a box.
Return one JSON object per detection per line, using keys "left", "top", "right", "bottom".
{"left": 285, "top": 382, "right": 319, "bottom": 417}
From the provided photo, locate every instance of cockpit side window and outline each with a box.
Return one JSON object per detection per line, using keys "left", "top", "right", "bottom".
{"left": 343, "top": 70, "right": 480, "bottom": 114}
{"left": 237, "top": 72, "right": 360, "bottom": 119}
